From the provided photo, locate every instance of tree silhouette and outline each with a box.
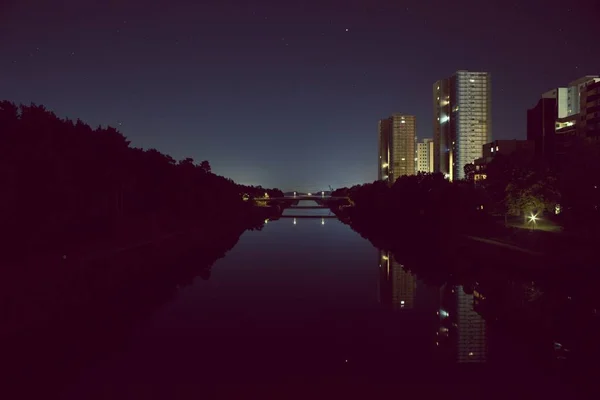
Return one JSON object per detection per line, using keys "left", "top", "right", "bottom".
{"left": 0, "top": 100, "right": 278, "bottom": 261}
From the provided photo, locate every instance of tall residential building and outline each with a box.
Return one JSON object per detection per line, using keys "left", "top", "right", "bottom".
{"left": 417, "top": 138, "right": 434, "bottom": 173}
{"left": 378, "top": 113, "right": 416, "bottom": 184}
{"left": 578, "top": 79, "right": 600, "bottom": 141}
{"left": 527, "top": 75, "right": 599, "bottom": 169}
{"left": 433, "top": 71, "right": 492, "bottom": 181}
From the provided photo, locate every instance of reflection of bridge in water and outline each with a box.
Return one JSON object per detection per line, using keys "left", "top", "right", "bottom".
{"left": 278, "top": 215, "right": 337, "bottom": 219}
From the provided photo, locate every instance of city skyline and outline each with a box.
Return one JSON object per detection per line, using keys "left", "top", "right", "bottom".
{"left": 1, "top": 1, "right": 598, "bottom": 191}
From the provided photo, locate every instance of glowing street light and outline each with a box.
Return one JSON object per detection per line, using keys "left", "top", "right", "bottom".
{"left": 307, "top": 192, "right": 312, "bottom": 196}
{"left": 528, "top": 213, "right": 538, "bottom": 230}
{"left": 321, "top": 191, "right": 325, "bottom": 197}
{"left": 293, "top": 191, "right": 297, "bottom": 197}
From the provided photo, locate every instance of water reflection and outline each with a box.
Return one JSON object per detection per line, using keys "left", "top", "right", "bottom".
{"left": 11, "top": 208, "right": 600, "bottom": 397}
{"left": 437, "top": 284, "right": 488, "bottom": 363}
{"left": 378, "top": 250, "right": 416, "bottom": 309}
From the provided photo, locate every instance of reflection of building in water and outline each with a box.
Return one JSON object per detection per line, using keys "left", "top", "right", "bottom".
{"left": 378, "top": 250, "right": 416, "bottom": 310}
{"left": 437, "top": 284, "right": 488, "bottom": 363}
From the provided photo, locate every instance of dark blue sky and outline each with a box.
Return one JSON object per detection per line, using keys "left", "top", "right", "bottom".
{"left": 1, "top": 0, "right": 598, "bottom": 191}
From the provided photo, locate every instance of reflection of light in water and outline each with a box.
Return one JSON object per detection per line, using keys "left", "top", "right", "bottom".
{"left": 293, "top": 218, "right": 296, "bottom": 225}
{"left": 321, "top": 218, "right": 325, "bottom": 225}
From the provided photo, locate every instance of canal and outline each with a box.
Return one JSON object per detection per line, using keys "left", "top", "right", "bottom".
{"left": 15, "top": 202, "right": 598, "bottom": 398}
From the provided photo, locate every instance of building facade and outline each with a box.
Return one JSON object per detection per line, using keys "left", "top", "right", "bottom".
{"left": 378, "top": 113, "right": 416, "bottom": 184}
{"left": 417, "top": 138, "right": 434, "bottom": 173}
{"left": 433, "top": 71, "right": 492, "bottom": 181}
{"left": 527, "top": 75, "right": 599, "bottom": 169}
{"left": 466, "top": 139, "right": 534, "bottom": 183}
{"left": 578, "top": 79, "right": 600, "bottom": 141}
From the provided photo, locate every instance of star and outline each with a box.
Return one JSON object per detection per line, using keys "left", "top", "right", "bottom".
{"left": 345, "top": 28, "right": 349, "bottom": 32}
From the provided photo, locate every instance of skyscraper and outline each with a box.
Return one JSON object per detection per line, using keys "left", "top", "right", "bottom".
{"left": 417, "top": 138, "right": 434, "bottom": 173}
{"left": 433, "top": 71, "right": 492, "bottom": 181}
{"left": 378, "top": 113, "right": 416, "bottom": 184}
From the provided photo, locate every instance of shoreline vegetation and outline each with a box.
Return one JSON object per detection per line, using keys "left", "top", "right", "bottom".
{"left": 0, "top": 101, "right": 279, "bottom": 337}
{"left": 328, "top": 173, "right": 600, "bottom": 313}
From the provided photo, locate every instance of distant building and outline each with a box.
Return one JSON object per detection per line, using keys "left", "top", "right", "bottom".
{"left": 417, "top": 138, "right": 434, "bottom": 173}
{"left": 578, "top": 79, "right": 600, "bottom": 141}
{"left": 482, "top": 139, "right": 534, "bottom": 160}
{"left": 466, "top": 139, "right": 533, "bottom": 183}
{"left": 433, "top": 71, "right": 492, "bottom": 181}
{"left": 378, "top": 114, "right": 416, "bottom": 184}
{"left": 527, "top": 75, "right": 599, "bottom": 169}
{"left": 527, "top": 97, "right": 559, "bottom": 165}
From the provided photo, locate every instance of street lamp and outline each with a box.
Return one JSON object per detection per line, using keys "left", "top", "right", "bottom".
{"left": 528, "top": 213, "right": 538, "bottom": 230}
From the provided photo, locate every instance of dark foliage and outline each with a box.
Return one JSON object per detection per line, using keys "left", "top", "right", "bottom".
{"left": 0, "top": 101, "right": 280, "bottom": 260}
{"left": 333, "top": 172, "right": 490, "bottom": 238}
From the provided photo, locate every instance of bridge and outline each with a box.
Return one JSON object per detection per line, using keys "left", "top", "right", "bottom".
{"left": 254, "top": 195, "right": 350, "bottom": 202}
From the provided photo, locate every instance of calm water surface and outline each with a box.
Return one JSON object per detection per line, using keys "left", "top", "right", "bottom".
{"left": 59, "top": 204, "right": 585, "bottom": 398}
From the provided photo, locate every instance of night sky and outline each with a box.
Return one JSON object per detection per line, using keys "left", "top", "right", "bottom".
{"left": 2, "top": 0, "right": 598, "bottom": 191}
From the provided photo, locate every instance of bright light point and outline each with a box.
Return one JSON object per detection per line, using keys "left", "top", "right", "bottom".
{"left": 307, "top": 192, "right": 311, "bottom": 196}
{"left": 321, "top": 218, "right": 325, "bottom": 225}
{"left": 400, "top": 300, "right": 405, "bottom": 305}
{"left": 345, "top": 28, "right": 349, "bottom": 32}
{"left": 529, "top": 213, "right": 538, "bottom": 223}
{"left": 470, "top": 79, "right": 475, "bottom": 82}
{"left": 293, "top": 218, "right": 296, "bottom": 225}
{"left": 382, "top": 163, "right": 389, "bottom": 168}
{"left": 345, "top": 359, "right": 348, "bottom": 362}
{"left": 469, "top": 352, "right": 474, "bottom": 356}
{"left": 264, "top": 219, "right": 268, "bottom": 223}
{"left": 382, "top": 255, "right": 389, "bottom": 260}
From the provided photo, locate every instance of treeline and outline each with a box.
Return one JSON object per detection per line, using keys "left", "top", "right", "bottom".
{"left": 332, "top": 172, "right": 491, "bottom": 239}
{"left": 333, "top": 140, "right": 600, "bottom": 238}
{"left": 478, "top": 141, "right": 600, "bottom": 231}
{"left": 0, "top": 101, "right": 281, "bottom": 260}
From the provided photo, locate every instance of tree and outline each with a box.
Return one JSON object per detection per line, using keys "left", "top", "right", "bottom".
{"left": 199, "top": 160, "right": 211, "bottom": 173}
